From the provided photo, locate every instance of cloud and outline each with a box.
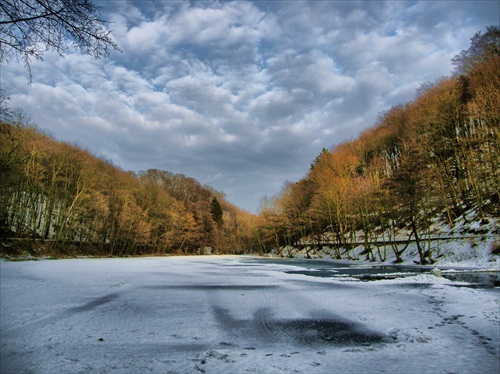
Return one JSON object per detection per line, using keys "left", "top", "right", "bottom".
{"left": 2, "top": 0, "right": 498, "bottom": 212}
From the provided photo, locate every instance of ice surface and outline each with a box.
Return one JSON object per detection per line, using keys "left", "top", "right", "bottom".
{"left": 1, "top": 256, "right": 499, "bottom": 373}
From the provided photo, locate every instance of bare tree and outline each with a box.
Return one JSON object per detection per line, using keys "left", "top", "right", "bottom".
{"left": 0, "top": 0, "right": 120, "bottom": 79}
{"left": 452, "top": 25, "right": 500, "bottom": 75}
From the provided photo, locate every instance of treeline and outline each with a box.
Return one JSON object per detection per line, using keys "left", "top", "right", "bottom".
{"left": 1, "top": 27, "right": 498, "bottom": 261}
{"left": 255, "top": 26, "right": 500, "bottom": 264}
{"left": 0, "top": 122, "right": 258, "bottom": 256}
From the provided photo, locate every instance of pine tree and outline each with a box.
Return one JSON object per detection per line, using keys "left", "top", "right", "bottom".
{"left": 210, "top": 197, "right": 224, "bottom": 227}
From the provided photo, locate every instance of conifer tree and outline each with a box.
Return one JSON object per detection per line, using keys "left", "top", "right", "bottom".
{"left": 210, "top": 197, "right": 224, "bottom": 227}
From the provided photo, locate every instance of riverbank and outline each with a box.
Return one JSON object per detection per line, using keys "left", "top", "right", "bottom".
{"left": 270, "top": 235, "right": 500, "bottom": 270}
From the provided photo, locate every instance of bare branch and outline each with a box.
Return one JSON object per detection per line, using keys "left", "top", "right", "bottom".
{"left": 0, "top": 0, "right": 121, "bottom": 81}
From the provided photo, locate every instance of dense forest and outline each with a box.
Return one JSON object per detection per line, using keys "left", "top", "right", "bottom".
{"left": 0, "top": 123, "right": 258, "bottom": 256}
{"left": 255, "top": 26, "right": 499, "bottom": 264}
{"left": 1, "top": 27, "right": 499, "bottom": 260}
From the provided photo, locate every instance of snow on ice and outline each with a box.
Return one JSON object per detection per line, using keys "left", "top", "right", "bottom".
{"left": 1, "top": 256, "right": 499, "bottom": 373}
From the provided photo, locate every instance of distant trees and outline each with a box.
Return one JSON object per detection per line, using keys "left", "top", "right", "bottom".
{"left": 0, "top": 0, "right": 120, "bottom": 79}
{"left": 256, "top": 26, "right": 500, "bottom": 263}
{"left": 0, "top": 122, "right": 258, "bottom": 256}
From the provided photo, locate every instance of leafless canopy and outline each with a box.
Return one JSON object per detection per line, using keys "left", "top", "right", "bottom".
{"left": 452, "top": 25, "right": 500, "bottom": 75}
{"left": 0, "top": 0, "right": 120, "bottom": 78}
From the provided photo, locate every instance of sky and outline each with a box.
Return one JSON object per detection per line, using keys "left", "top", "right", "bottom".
{"left": 1, "top": 1, "right": 499, "bottom": 213}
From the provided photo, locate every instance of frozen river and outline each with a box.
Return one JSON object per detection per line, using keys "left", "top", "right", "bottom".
{"left": 1, "top": 256, "right": 499, "bottom": 373}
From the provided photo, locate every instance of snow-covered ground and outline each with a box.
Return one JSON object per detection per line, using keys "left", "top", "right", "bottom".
{"left": 1, "top": 256, "right": 499, "bottom": 373}
{"left": 283, "top": 235, "right": 500, "bottom": 270}
{"left": 286, "top": 213, "right": 500, "bottom": 270}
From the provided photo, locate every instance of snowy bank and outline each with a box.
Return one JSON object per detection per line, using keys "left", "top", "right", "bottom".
{"left": 269, "top": 213, "right": 500, "bottom": 272}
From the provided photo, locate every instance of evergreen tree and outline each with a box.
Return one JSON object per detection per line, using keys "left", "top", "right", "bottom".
{"left": 210, "top": 197, "right": 224, "bottom": 227}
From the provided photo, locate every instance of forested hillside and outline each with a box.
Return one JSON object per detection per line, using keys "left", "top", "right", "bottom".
{"left": 255, "top": 26, "right": 499, "bottom": 264}
{"left": 1, "top": 27, "right": 498, "bottom": 261}
{"left": 0, "top": 123, "right": 258, "bottom": 257}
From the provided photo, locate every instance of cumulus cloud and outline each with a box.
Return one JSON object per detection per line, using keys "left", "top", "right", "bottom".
{"left": 2, "top": 0, "right": 498, "bottom": 212}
